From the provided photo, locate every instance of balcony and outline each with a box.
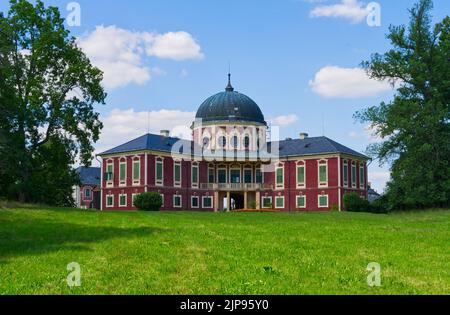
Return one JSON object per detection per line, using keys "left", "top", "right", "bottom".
{"left": 199, "top": 183, "right": 273, "bottom": 191}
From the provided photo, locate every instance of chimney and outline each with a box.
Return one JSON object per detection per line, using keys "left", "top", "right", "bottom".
{"left": 160, "top": 130, "right": 170, "bottom": 137}
{"left": 299, "top": 133, "right": 309, "bottom": 140}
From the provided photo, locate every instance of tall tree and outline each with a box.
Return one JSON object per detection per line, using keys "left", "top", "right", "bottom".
{"left": 356, "top": 0, "right": 450, "bottom": 210}
{"left": 0, "top": 0, "right": 106, "bottom": 205}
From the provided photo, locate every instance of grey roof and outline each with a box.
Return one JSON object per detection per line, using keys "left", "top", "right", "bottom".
{"left": 368, "top": 188, "right": 381, "bottom": 203}
{"left": 76, "top": 167, "right": 101, "bottom": 186}
{"left": 270, "top": 137, "right": 369, "bottom": 159}
{"left": 99, "top": 134, "right": 368, "bottom": 160}
{"left": 196, "top": 76, "right": 266, "bottom": 125}
{"left": 98, "top": 133, "right": 196, "bottom": 156}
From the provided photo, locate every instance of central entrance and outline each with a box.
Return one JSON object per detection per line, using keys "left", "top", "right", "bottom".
{"left": 230, "top": 193, "right": 244, "bottom": 210}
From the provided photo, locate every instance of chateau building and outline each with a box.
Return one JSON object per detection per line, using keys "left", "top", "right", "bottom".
{"left": 98, "top": 75, "right": 369, "bottom": 212}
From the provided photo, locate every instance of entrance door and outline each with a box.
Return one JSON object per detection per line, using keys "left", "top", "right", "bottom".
{"left": 231, "top": 193, "right": 245, "bottom": 210}
{"left": 93, "top": 191, "right": 101, "bottom": 210}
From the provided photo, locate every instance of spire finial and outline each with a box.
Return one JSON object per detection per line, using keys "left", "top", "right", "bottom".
{"left": 225, "top": 66, "right": 234, "bottom": 92}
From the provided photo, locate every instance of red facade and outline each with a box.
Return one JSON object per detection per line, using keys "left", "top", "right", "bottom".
{"left": 100, "top": 152, "right": 368, "bottom": 212}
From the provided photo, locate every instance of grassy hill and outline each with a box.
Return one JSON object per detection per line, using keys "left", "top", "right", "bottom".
{"left": 0, "top": 207, "right": 448, "bottom": 294}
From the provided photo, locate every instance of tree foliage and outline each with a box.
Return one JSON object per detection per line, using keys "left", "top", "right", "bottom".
{"left": 0, "top": 0, "right": 106, "bottom": 205}
{"left": 356, "top": 0, "right": 450, "bottom": 210}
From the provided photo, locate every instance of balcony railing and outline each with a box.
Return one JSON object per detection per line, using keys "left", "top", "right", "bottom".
{"left": 199, "top": 183, "right": 273, "bottom": 191}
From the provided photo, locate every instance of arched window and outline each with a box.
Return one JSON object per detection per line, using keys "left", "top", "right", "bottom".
{"left": 243, "top": 135, "right": 250, "bottom": 149}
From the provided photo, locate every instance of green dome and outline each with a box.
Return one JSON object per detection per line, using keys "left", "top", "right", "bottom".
{"left": 195, "top": 75, "right": 266, "bottom": 125}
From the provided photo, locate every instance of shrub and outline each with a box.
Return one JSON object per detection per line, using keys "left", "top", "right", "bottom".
{"left": 343, "top": 193, "right": 371, "bottom": 212}
{"left": 248, "top": 200, "right": 257, "bottom": 209}
{"left": 133, "top": 192, "right": 162, "bottom": 211}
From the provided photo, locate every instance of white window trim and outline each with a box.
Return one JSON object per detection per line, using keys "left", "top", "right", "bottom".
{"left": 191, "top": 196, "right": 199, "bottom": 208}
{"left": 132, "top": 158, "right": 141, "bottom": 186}
{"left": 202, "top": 196, "right": 213, "bottom": 209}
{"left": 275, "top": 196, "right": 285, "bottom": 209}
{"left": 202, "top": 131, "right": 212, "bottom": 150}
{"left": 296, "top": 195, "right": 307, "bottom": 209}
{"left": 359, "top": 165, "right": 365, "bottom": 189}
{"left": 119, "top": 158, "right": 127, "bottom": 187}
{"left": 296, "top": 163, "right": 306, "bottom": 188}
{"left": 191, "top": 163, "right": 199, "bottom": 189}
{"left": 318, "top": 194, "right": 329, "bottom": 208}
{"left": 160, "top": 194, "right": 164, "bottom": 207}
{"left": 106, "top": 194, "right": 114, "bottom": 208}
{"left": 174, "top": 160, "right": 182, "bottom": 187}
{"left": 173, "top": 194, "right": 182, "bottom": 208}
{"left": 106, "top": 160, "right": 114, "bottom": 188}
{"left": 351, "top": 162, "right": 357, "bottom": 189}
{"left": 318, "top": 160, "right": 328, "bottom": 188}
{"left": 155, "top": 157, "right": 164, "bottom": 186}
{"left": 343, "top": 160, "right": 349, "bottom": 188}
{"left": 261, "top": 196, "right": 273, "bottom": 209}
{"left": 119, "top": 193, "right": 127, "bottom": 207}
{"left": 275, "top": 163, "right": 285, "bottom": 189}
{"left": 84, "top": 186, "right": 93, "bottom": 200}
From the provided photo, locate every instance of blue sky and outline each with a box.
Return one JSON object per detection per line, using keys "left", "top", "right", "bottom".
{"left": 2, "top": 0, "right": 449, "bottom": 192}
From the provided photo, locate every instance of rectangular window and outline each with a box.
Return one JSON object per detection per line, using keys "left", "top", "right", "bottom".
{"left": 297, "top": 166, "right": 305, "bottom": 187}
{"left": 119, "top": 162, "right": 126, "bottom": 183}
{"left": 173, "top": 195, "right": 182, "bottom": 208}
{"left": 84, "top": 188, "right": 91, "bottom": 198}
{"left": 255, "top": 168, "right": 263, "bottom": 184}
{"left": 119, "top": 194, "right": 127, "bottom": 207}
{"left": 244, "top": 169, "right": 252, "bottom": 184}
{"left": 203, "top": 196, "right": 213, "bottom": 209}
{"left": 191, "top": 196, "right": 199, "bottom": 208}
{"left": 276, "top": 166, "right": 284, "bottom": 188}
{"left": 106, "top": 195, "right": 114, "bottom": 207}
{"left": 275, "top": 196, "right": 284, "bottom": 209}
{"left": 192, "top": 164, "right": 199, "bottom": 188}
{"left": 352, "top": 163, "right": 357, "bottom": 188}
{"left": 262, "top": 197, "right": 272, "bottom": 209}
{"left": 156, "top": 159, "right": 163, "bottom": 185}
{"left": 106, "top": 164, "right": 113, "bottom": 181}
{"left": 319, "top": 163, "right": 328, "bottom": 186}
{"left": 160, "top": 194, "right": 164, "bottom": 207}
{"left": 296, "top": 195, "right": 306, "bottom": 208}
{"left": 218, "top": 169, "right": 227, "bottom": 184}
{"left": 174, "top": 162, "right": 181, "bottom": 186}
{"left": 133, "top": 160, "right": 140, "bottom": 183}
{"left": 208, "top": 167, "right": 215, "bottom": 183}
{"left": 343, "top": 161, "right": 349, "bottom": 187}
{"left": 318, "top": 195, "right": 329, "bottom": 208}
{"left": 132, "top": 194, "right": 138, "bottom": 207}
{"left": 230, "top": 169, "right": 241, "bottom": 184}
{"left": 359, "top": 165, "right": 365, "bottom": 189}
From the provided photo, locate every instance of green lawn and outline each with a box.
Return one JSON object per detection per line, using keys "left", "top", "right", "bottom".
{"left": 0, "top": 207, "right": 449, "bottom": 295}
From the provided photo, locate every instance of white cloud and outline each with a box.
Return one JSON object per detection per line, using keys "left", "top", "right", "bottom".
{"left": 309, "top": 66, "right": 392, "bottom": 98}
{"left": 269, "top": 114, "right": 299, "bottom": 126}
{"left": 368, "top": 170, "right": 391, "bottom": 192}
{"left": 145, "top": 31, "right": 204, "bottom": 61}
{"left": 310, "top": 0, "right": 369, "bottom": 23}
{"left": 77, "top": 26, "right": 203, "bottom": 90}
{"left": 180, "top": 69, "right": 189, "bottom": 78}
{"left": 95, "top": 108, "right": 195, "bottom": 155}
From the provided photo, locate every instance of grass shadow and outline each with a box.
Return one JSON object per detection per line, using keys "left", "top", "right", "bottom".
{"left": 0, "top": 214, "right": 165, "bottom": 263}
